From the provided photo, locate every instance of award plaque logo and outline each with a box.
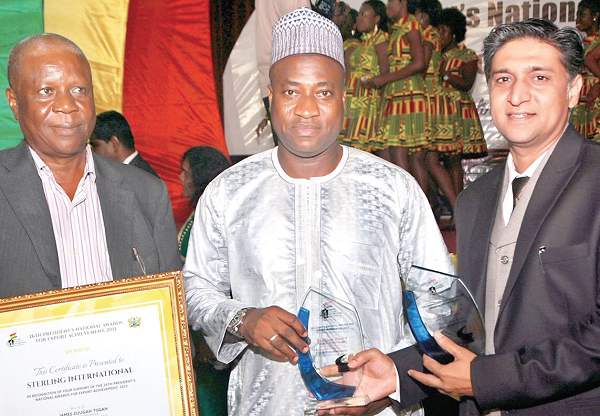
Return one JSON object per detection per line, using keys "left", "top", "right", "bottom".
{"left": 403, "top": 265, "right": 485, "bottom": 364}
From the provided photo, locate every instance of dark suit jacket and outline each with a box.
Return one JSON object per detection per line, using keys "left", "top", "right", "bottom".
{"left": 128, "top": 152, "right": 159, "bottom": 177}
{"left": 0, "top": 141, "right": 182, "bottom": 298}
{"left": 391, "top": 126, "right": 600, "bottom": 415}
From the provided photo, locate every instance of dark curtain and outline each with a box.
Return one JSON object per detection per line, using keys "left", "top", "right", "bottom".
{"left": 210, "top": 0, "right": 255, "bottom": 117}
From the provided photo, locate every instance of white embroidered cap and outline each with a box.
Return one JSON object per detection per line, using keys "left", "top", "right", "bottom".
{"left": 270, "top": 7, "right": 344, "bottom": 69}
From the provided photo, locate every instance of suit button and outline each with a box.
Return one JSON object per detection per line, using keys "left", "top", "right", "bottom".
{"left": 498, "top": 299, "right": 502, "bottom": 307}
{"left": 500, "top": 255, "right": 509, "bottom": 264}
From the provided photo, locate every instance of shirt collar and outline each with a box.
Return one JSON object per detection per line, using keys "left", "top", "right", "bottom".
{"left": 272, "top": 146, "right": 348, "bottom": 184}
{"left": 506, "top": 150, "right": 546, "bottom": 184}
{"left": 29, "top": 144, "right": 97, "bottom": 182}
{"left": 122, "top": 150, "right": 139, "bottom": 165}
{"left": 506, "top": 121, "right": 568, "bottom": 183}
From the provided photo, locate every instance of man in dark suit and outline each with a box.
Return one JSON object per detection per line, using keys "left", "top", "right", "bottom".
{"left": 318, "top": 19, "right": 600, "bottom": 416}
{"left": 90, "top": 110, "right": 159, "bottom": 177}
{"left": 0, "top": 33, "right": 181, "bottom": 298}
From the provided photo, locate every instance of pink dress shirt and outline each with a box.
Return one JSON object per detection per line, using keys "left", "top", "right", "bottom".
{"left": 30, "top": 145, "right": 113, "bottom": 288}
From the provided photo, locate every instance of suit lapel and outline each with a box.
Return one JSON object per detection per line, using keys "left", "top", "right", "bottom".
{"left": 0, "top": 142, "right": 61, "bottom": 288}
{"left": 498, "top": 126, "right": 582, "bottom": 319}
{"left": 467, "top": 167, "right": 504, "bottom": 310}
{"left": 93, "top": 155, "right": 134, "bottom": 279}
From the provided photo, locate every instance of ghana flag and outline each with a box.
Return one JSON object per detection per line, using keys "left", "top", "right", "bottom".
{"left": 0, "top": 0, "right": 226, "bottom": 225}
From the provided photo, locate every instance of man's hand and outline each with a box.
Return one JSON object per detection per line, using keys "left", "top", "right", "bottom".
{"left": 316, "top": 348, "right": 398, "bottom": 415}
{"left": 256, "top": 117, "right": 269, "bottom": 137}
{"left": 408, "top": 331, "right": 476, "bottom": 397}
{"left": 238, "top": 306, "right": 309, "bottom": 363}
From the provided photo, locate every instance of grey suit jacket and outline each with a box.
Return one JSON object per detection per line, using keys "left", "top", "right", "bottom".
{"left": 0, "top": 141, "right": 182, "bottom": 298}
{"left": 391, "top": 126, "right": 600, "bottom": 415}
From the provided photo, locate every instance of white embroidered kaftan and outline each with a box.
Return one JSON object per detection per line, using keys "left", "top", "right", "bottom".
{"left": 183, "top": 146, "right": 454, "bottom": 416}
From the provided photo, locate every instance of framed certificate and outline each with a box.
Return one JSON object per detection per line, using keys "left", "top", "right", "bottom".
{"left": 0, "top": 271, "right": 198, "bottom": 416}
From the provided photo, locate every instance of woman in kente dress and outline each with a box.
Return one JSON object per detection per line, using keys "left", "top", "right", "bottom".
{"left": 339, "top": 0, "right": 390, "bottom": 152}
{"left": 438, "top": 7, "right": 486, "bottom": 195}
{"left": 416, "top": 0, "right": 457, "bottom": 212}
{"left": 178, "top": 146, "right": 230, "bottom": 416}
{"left": 571, "top": 0, "right": 600, "bottom": 141}
{"left": 366, "top": 0, "right": 428, "bottom": 177}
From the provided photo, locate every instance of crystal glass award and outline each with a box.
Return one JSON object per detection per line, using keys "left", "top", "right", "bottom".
{"left": 403, "top": 265, "right": 485, "bottom": 364}
{"left": 296, "top": 287, "right": 370, "bottom": 409}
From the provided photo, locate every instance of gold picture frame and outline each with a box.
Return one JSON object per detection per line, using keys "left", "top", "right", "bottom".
{"left": 0, "top": 271, "right": 198, "bottom": 416}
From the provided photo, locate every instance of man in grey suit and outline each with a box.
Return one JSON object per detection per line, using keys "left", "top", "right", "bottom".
{"left": 0, "top": 33, "right": 181, "bottom": 299}
{"left": 318, "top": 19, "right": 600, "bottom": 416}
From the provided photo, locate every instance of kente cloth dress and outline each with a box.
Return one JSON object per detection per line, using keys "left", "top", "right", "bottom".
{"left": 423, "top": 25, "right": 460, "bottom": 153}
{"left": 379, "top": 14, "right": 430, "bottom": 149}
{"left": 338, "top": 29, "right": 389, "bottom": 151}
{"left": 183, "top": 146, "right": 454, "bottom": 416}
{"left": 570, "top": 33, "right": 600, "bottom": 141}
{"left": 441, "top": 44, "right": 487, "bottom": 156}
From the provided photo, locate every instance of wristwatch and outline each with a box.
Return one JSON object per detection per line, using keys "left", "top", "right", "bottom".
{"left": 442, "top": 74, "right": 449, "bottom": 81}
{"left": 226, "top": 307, "right": 253, "bottom": 338}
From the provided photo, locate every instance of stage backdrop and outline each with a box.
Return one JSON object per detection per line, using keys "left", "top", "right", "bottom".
{"left": 0, "top": 0, "right": 226, "bottom": 226}
{"left": 224, "top": 0, "right": 579, "bottom": 155}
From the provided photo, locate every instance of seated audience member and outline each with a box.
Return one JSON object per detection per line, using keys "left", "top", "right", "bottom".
{"left": 179, "top": 147, "right": 231, "bottom": 416}
{"left": 90, "top": 110, "right": 159, "bottom": 177}
{"left": 178, "top": 146, "right": 231, "bottom": 261}
{"left": 0, "top": 33, "right": 181, "bottom": 299}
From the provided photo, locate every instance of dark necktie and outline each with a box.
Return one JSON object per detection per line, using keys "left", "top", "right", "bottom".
{"left": 512, "top": 176, "right": 530, "bottom": 209}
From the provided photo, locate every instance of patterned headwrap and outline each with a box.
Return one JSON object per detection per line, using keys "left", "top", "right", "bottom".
{"left": 270, "top": 7, "right": 344, "bottom": 69}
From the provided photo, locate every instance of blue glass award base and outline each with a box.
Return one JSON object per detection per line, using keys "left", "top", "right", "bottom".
{"left": 296, "top": 288, "right": 370, "bottom": 409}
{"left": 403, "top": 265, "right": 485, "bottom": 363}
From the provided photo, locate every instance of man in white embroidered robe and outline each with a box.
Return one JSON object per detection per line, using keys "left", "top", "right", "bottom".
{"left": 183, "top": 7, "right": 453, "bottom": 416}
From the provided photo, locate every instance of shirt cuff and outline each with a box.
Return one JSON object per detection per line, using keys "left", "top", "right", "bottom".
{"left": 388, "top": 364, "right": 401, "bottom": 403}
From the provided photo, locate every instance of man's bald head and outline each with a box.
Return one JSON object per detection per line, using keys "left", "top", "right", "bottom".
{"left": 7, "top": 33, "right": 89, "bottom": 89}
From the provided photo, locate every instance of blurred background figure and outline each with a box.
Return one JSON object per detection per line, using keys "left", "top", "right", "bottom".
{"left": 178, "top": 146, "right": 231, "bottom": 416}
{"left": 179, "top": 146, "right": 231, "bottom": 260}
{"left": 90, "top": 110, "right": 159, "bottom": 177}
{"left": 438, "top": 8, "right": 486, "bottom": 196}
{"left": 416, "top": 0, "right": 458, "bottom": 219}
{"left": 339, "top": 0, "right": 390, "bottom": 153}
{"left": 367, "top": 0, "right": 428, "bottom": 182}
{"left": 313, "top": 0, "right": 336, "bottom": 19}
{"left": 333, "top": 1, "right": 358, "bottom": 40}
{"left": 571, "top": 0, "right": 600, "bottom": 141}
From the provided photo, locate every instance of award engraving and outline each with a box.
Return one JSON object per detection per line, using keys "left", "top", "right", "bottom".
{"left": 296, "top": 288, "right": 369, "bottom": 410}
{"left": 403, "top": 265, "right": 485, "bottom": 363}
